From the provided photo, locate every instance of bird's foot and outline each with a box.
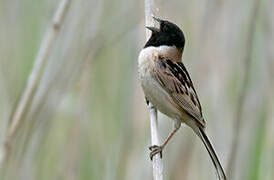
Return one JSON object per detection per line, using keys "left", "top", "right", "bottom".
{"left": 149, "top": 145, "right": 163, "bottom": 160}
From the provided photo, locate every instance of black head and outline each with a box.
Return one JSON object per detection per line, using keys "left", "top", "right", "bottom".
{"left": 144, "top": 17, "right": 185, "bottom": 50}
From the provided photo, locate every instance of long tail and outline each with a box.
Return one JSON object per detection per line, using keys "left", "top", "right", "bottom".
{"left": 197, "top": 126, "right": 227, "bottom": 180}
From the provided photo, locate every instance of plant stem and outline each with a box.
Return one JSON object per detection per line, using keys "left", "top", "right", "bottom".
{"left": 0, "top": 0, "right": 71, "bottom": 171}
{"left": 144, "top": 0, "right": 163, "bottom": 179}
{"left": 227, "top": 0, "right": 261, "bottom": 178}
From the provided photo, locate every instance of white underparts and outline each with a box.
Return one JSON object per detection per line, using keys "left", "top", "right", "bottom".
{"left": 138, "top": 46, "right": 184, "bottom": 123}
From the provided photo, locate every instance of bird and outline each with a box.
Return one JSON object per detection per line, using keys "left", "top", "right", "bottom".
{"left": 138, "top": 17, "right": 227, "bottom": 180}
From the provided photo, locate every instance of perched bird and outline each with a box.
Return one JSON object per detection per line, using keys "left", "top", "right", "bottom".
{"left": 138, "top": 17, "right": 227, "bottom": 180}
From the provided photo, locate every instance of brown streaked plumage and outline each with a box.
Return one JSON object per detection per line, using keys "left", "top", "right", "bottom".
{"left": 138, "top": 17, "right": 226, "bottom": 180}
{"left": 152, "top": 58, "right": 205, "bottom": 127}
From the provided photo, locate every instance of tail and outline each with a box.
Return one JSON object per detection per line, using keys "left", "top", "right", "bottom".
{"left": 196, "top": 126, "right": 227, "bottom": 180}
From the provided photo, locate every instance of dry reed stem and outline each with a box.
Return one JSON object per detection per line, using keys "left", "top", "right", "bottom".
{"left": 144, "top": 0, "right": 163, "bottom": 179}
{"left": 227, "top": 0, "right": 261, "bottom": 178}
{"left": 0, "top": 0, "right": 71, "bottom": 171}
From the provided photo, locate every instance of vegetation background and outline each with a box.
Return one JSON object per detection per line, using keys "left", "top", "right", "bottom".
{"left": 0, "top": 0, "right": 273, "bottom": 179}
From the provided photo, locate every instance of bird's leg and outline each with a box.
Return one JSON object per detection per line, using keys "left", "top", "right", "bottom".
{"left": 149, "top": 120, "right": 181, "bottom": 160}
{"left": 149, "top": 128, "right": 178, "bottom": 160}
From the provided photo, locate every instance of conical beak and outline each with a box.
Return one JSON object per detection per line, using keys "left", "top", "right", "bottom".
{"left": 145, "top": 17, "right": 163, "bottom": 32}
{"left": 152, "top": 16, "right": 163, "bottom": 23}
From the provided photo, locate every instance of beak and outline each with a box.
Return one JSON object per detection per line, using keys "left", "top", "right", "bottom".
{"left": 146, "top": 26, "right": 160, "bottom": 33}
{"left": 145, "top": 17, "right": 163, "bottom": 32}
{"left": 152, "top": 16, "right": 163, "bottom": 23}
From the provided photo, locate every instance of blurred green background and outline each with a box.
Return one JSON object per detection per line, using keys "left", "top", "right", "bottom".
{"left": 0, "top": 0, "right": 273, "bottom": 179}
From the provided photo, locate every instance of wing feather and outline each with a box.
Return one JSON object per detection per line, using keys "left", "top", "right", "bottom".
{"left": 152, "top": 57, "right": 205, "bottom": 127}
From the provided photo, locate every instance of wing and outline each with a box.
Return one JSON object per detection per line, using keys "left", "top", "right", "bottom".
{"left": 151, "top": 57, "right": 205, "bottom": 127}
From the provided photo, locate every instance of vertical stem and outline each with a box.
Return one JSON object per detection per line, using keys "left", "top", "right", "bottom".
{"left": 227, "top": 0, "right": 261, "bottom": 178}
{"left": 0, "top": 0, "right": 70, "bottom": 171}
{"left": 144, "top": 0, "right": 163, "bottom": 179}
{"left": 148, "top": 103, "right": 163, "bottom": 180}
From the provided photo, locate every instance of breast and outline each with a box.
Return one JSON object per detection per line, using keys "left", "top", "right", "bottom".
{"left": 138, "top": 47, "right": 182, "bottom": 121}
{"left": 138, "top": 47, "right": 157, "bottom": 78}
